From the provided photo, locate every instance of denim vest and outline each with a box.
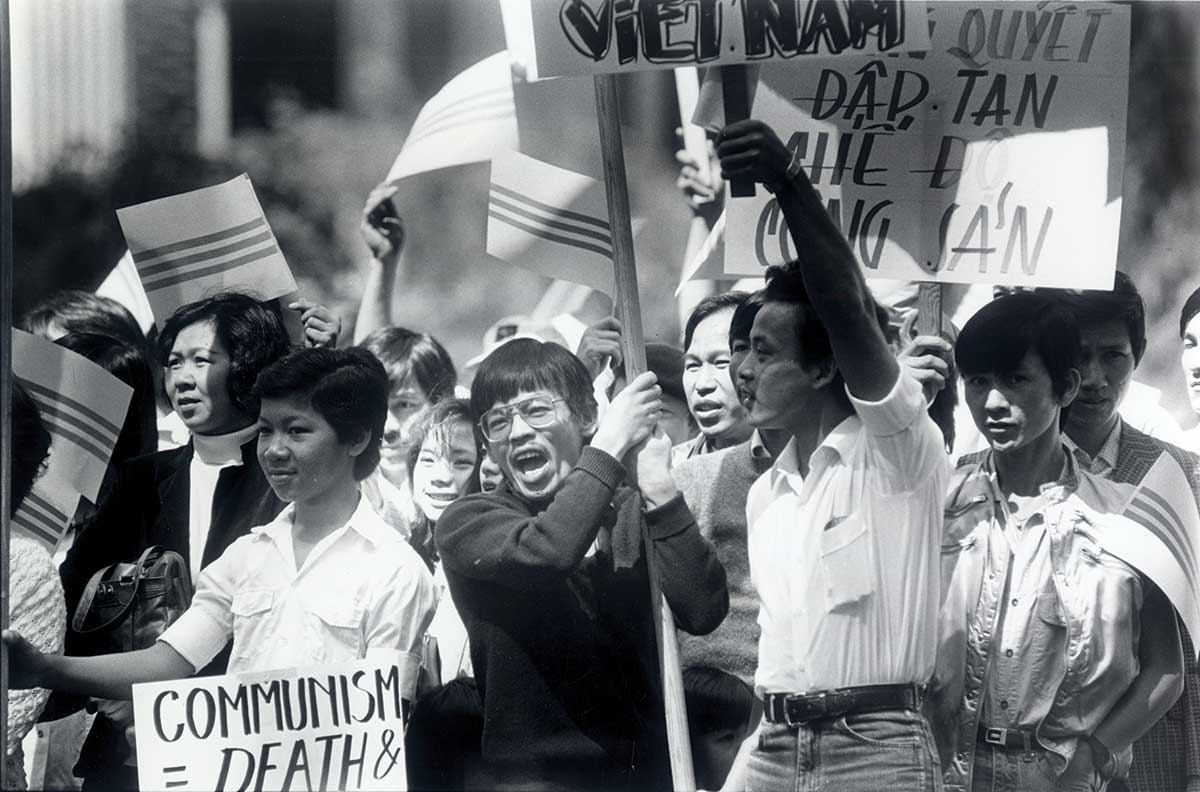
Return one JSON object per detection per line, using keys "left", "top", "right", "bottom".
{"left": 929, "top": 452, "right": 1141, "bottom": 792}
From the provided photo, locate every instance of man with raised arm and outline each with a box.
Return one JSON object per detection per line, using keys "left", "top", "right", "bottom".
{"left": 715, "top": 120, "right": 949, "bottom": 790}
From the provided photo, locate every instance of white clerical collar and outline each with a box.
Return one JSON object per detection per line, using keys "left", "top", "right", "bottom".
{"left": 192, "top": 422, "right": 257, "bottom": 465}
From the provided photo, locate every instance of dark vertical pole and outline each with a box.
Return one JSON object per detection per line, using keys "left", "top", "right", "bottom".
{"left": 722, "top": 65, "right": 755, "bottom": 197}
{"left": 1, "top": 0, "right": 15, "bottom": 785}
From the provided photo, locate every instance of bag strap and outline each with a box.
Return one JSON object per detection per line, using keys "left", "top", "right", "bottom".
{"left": 71, "top": 545, "right": 160, "bottom": 635}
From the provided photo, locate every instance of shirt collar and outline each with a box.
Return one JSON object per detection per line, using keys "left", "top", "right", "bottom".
{"left": 768, "top": 415, "right": 862, "bottom": 488}
{"left": 749, "top": 429, "right": 770, "bottom": 460}
{"left": 981, "top": 442, "right": 1079, "bottom": 503}
{"left": 251, "top": 494, "right": 390, "bottom": 548}
{"left": 192, "top": 422, "right": 257, "bottom": 466}
{"left": 1064, "top": 420, "right": 1121, "bottom": 475}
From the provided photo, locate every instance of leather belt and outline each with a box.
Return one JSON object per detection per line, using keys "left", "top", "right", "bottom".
{"left": 978, "top": 725, "right": 1038, "bottom": 750}
{"left": 762, "top": 683, "right": 924, "bottom": 727}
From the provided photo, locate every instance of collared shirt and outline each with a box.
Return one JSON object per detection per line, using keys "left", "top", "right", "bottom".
{"left": 160, "top": 495, "right": 437, "bottom": 699}
{"left": 747, "top": 371, "right": 949, "bottom": 695}
{"left": 1065, "top": 419, "right": 1121, "bottom": 478}
{"left": 748, "top": 429, "right": 771, "bottom": 468}
{"left": 187, "top": 424, "right": 258, "bottom": 582}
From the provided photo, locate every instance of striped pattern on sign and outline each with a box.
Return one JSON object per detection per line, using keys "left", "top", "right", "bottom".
{"left": 18, "top": 376, "right": 121, "bottom": 466}
{"left": 130, "top": 216, "right": 280, "bottom": 294}
{"left": 1126, "top": 487, "right": 1200, "bottom": 604}
{"left": 488, "top": 184, "right": 613, "bottom": 259}
{"left": 14, "top": 490, "right": 71, "bottom": 548}
{"left": 405, "top": 85, "right": 515, "bottom": 149}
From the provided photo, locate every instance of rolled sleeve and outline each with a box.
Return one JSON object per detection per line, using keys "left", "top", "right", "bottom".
{"left": 846, "top": 368, "right": 926, "bottom": 437}
{"left": 156, "top": 537, "right": 243, "bottom": 672}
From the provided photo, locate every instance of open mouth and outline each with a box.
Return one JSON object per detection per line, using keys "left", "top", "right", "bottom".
{"left": 511, "top": 447, "right": 550, "bottom": 479}
{"left": 423, "top": 491, "right": 459, "bottom": 503}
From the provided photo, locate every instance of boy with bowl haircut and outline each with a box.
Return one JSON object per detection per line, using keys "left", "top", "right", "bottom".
{"left": 4, "top": 348, "right": 437, "bottom": 709}
{"left": 435, "top": 338, "right": 729, "bottom": 792}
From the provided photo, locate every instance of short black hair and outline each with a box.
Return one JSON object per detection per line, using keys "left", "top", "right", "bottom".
{"left": 469, "top": 338, "right": 597, "bottom": 431}
{"left": 11, "top": 381, "right": 53, "bottom": 515}
{"left": 682, "top": 665, "right": 756, "bottom": 734}
{"left": 56, "top": 332, "right": 158, "bottom": 466}
{"left": 1181, "top": 286, "right": 1200, "bottom": 340}
{"left": 254, "top": 347, "right": 389, "bottom": 480}
{"left": 157, "top": 292, "right": 292, "bottom": 417}
{"left": 728, "top": 290, "right": 766, "bottom": 347}
{"left": 956, "top": 292, "right": 1081, "bottom": 399}
{"left": 1043, "top": 271, "right": 1146, "bottom": 364}
{"left": 19, "top": 290, "right": 145, "bottom": 350}
{"left": 684, "top": 292, "right": 750, "bottom": 351}
{"left": 361, "top": 327, "right": 457, "bottom": 403}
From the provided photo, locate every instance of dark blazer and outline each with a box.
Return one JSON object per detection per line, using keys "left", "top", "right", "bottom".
{"left": 57, "top": 437, "right": 284, "bottom": 783}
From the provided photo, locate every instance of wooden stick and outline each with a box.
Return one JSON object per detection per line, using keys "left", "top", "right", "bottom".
{"left": 593, "top": 73, "right": 695, "bottom": 791}
{"left": 1, "top": 1, "right": 14, "bottom": 785}
{"left": 721, "top": 66, "right": 755, "bottom": 198}
{"left": 917, "top": 282, "right": 943, "bottom": 336}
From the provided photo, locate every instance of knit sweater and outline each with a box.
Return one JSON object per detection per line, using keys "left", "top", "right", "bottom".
{"left": 672, "top": 439, "right": 769, "bottom": 685}
{"left": 437, "top": 447, "right": 729, "bottom": 792}
{"left": 6, "top": 536, "right": 66, "bottom": 791}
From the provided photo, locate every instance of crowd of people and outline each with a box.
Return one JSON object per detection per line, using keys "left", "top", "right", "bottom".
{"left": 6, "top": 118, "right": 1200, "bottom": 792}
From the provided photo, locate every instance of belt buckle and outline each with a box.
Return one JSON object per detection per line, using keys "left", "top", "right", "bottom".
{"left": 983, "top": 727, "right": 1007, "bottom": 746}
{"left": 784, "top": 691, "right": 824, "bottom": 727}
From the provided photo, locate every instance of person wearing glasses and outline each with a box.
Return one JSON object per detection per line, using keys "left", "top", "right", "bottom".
{"left": 435, "top": 338, "right": 729, "bottom": 792}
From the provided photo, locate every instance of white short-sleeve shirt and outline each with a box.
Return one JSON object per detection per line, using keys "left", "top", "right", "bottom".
{"left": 747, "top": 370, "right": 950, "bottom": 695}
{"left": 160, "top": 495, "right": 437, "bottom": 699}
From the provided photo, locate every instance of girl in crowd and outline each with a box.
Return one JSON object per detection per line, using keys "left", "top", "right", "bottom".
{"left": 4, "top": 347, "right": 437, "bottom": 715}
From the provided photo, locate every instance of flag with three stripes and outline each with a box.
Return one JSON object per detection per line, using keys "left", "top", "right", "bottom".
{"left": 12, "top": 480, "right": 80, "bottom": 552}
{"left": 1083, "top": 452, "right": 1200, "bottom": 656}
{"left": 117, "top": 174, "right": 296, "bottom": 321}
{"left": 487, "top": 149, "right": 616, "bottom": 294}
{"left": 13, "top": 329, "right": 134, "bottom": 504}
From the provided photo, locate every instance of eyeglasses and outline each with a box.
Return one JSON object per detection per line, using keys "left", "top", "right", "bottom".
{"left": 479, "top": 396, "right": 566, "bottom": 442}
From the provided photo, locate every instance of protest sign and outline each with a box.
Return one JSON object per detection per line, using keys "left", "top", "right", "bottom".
{"left": 133, "top": 657, "right": 408, "bottom": 792}
{"left": 12, "top": 329, "right": 133, "bottom": 505}
{"left": 117, "top": 175, "right": 296, "bottom": 320}
{"left": 385, "top": 51, "right": 520, "bottom": 184}
{"left": 528, "top": 0, "right": 931, "bottom": 78}
{"left": 705, "top": 1, "right": 1130, "bottom": 289}
{"left": 487, "top": 149, "right": 617, "bottom": 294}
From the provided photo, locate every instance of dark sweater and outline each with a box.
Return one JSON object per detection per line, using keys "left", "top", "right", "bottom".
{"left": 436, "top": 447, "right": 729, "bottom": 792}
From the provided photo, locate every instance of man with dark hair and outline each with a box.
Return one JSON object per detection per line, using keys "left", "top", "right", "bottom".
{"left": 674, "top": 291, "right": 753, "bottom": 461}
{"left": 1046, "top": 273, "right": 1200, "bottom": 792}
{"left": 436, "top": 338, "right": 728, "bottom": 791}
{"left": 935, "top": 292, "right": 1185, "bottom": 792}
{"left": 715, "top": 121, "right": 949, "bottom": 791}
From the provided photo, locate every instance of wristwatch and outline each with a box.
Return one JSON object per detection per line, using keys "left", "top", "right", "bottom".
{"left": 1085, "top": 735, "right": 1116, "bottom": 778}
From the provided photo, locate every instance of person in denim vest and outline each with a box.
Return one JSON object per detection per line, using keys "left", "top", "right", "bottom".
{"left": 932, "top": 293, "right": 1185, "bottom": 792}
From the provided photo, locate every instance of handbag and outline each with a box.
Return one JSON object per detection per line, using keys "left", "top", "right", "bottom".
{"left": 70, "top": 545, "right": 194, "bottom": 655}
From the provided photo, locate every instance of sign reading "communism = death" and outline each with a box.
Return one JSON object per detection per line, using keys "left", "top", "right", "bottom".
{"left": 133, "top": 657, "right": 408, "bottom": 792}
{"left": 527, "top": 0, "right": 932, "bottom": 78}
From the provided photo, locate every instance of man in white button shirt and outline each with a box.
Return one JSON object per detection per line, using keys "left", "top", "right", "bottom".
{"left": 715, "top": 120, "right": 950, "bottom": 791}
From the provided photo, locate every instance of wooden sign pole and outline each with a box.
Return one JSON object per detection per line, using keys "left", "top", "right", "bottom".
{"left": 916, "top": 282, "right": 943, "bottom": 336}
{"left": 593, "top": 73, "right": 696, "bottom": 791}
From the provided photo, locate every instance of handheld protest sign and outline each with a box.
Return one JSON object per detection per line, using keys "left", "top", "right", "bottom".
{"left": 593, "top": 73, "right": 695, "bottom": 790}
{"left": 133, "top": 657, "right": 409, "bottom": 791}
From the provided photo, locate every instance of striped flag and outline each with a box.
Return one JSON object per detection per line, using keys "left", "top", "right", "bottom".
{"left": 117, "top": 174, "right": 296, "bottom": 321}
{"left": 13, "top": 329, "right": 134, "bottom": 504}
{"left": 386, "top": 51, "right": 519, "bottom": 184}
{"left": 1082, "top": 452, "right": 1200, "bottom": 656}
{"left": 487, "top": 150, "right": 616, "bottom": 294}
{"left": 13, "top": 480, "right": 80, "bottom": 552}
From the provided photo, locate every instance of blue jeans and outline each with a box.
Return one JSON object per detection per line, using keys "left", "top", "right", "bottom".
{"left": 971, "top": 746, "right": 1104, "bottom": 792}
{"left": 745, "top": 709, "right": 941, "bottom": 791}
